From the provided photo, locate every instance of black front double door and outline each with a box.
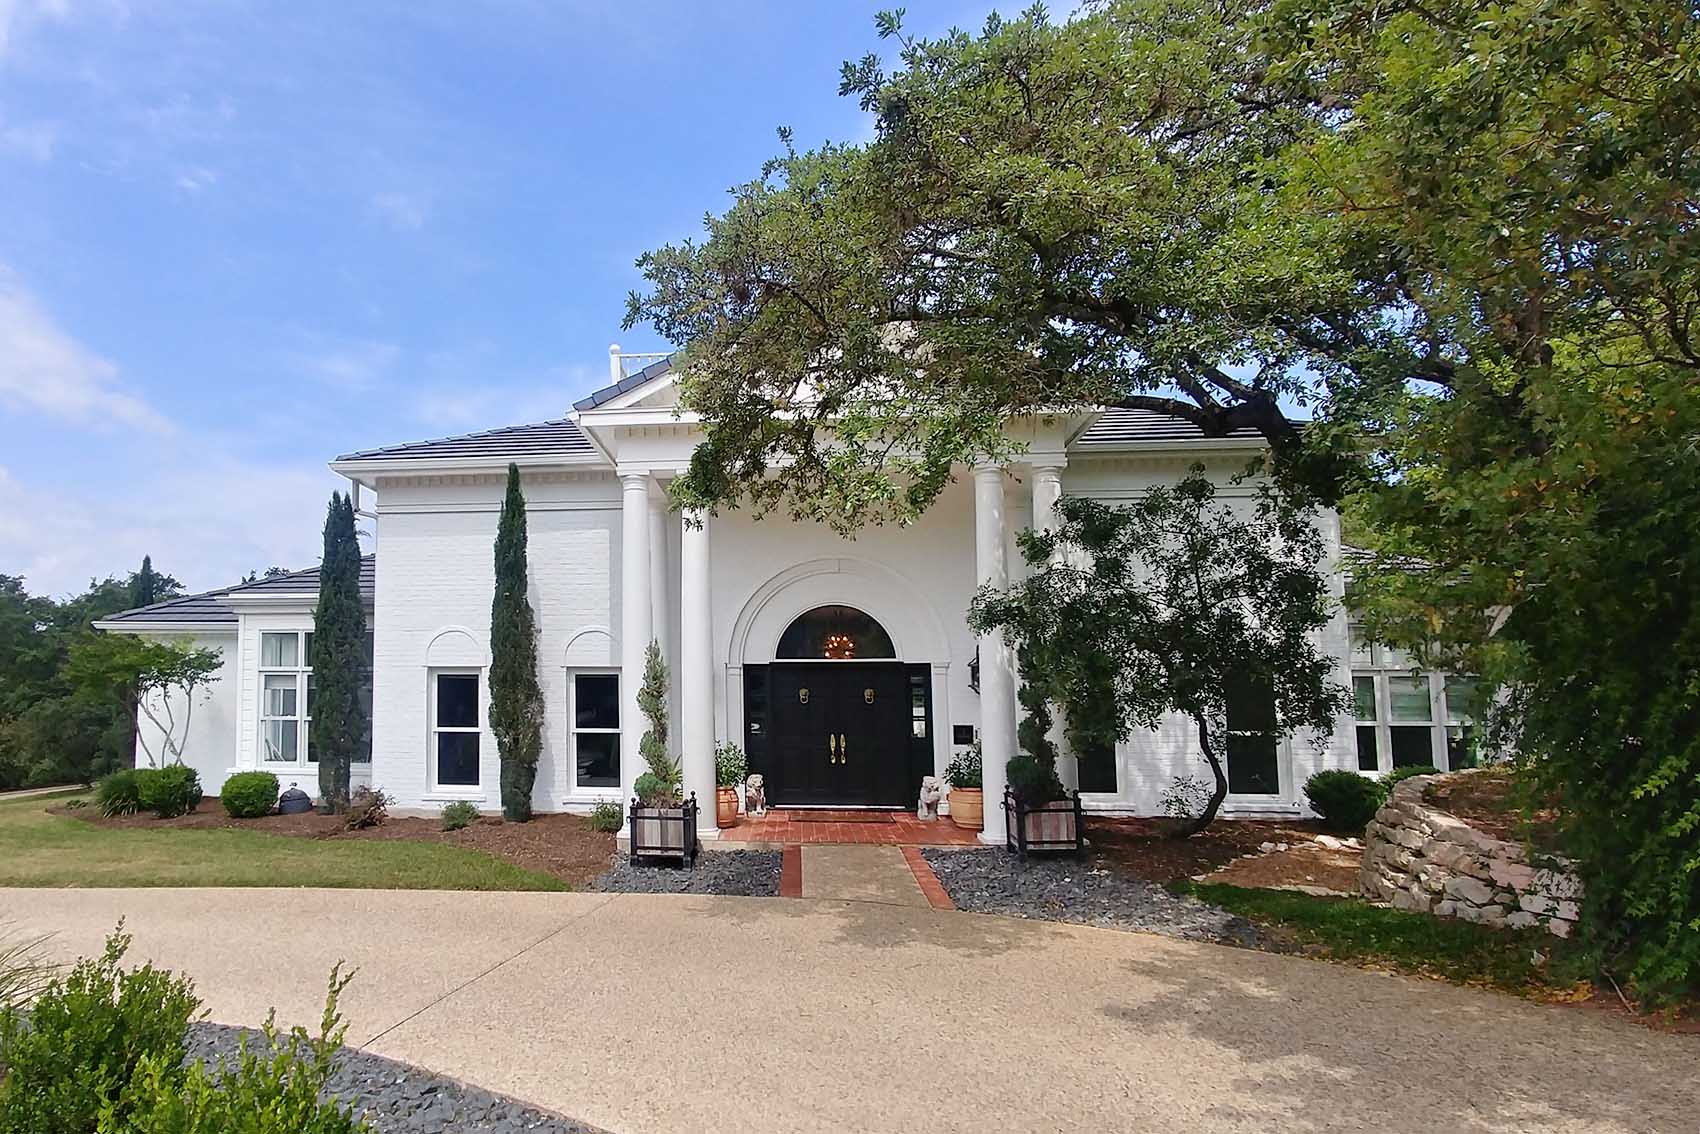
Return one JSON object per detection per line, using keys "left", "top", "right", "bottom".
{"left": 768, "top": 663, "right": 912, "bottom": 807}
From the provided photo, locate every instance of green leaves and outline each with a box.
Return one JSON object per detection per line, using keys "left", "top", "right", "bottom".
{"left": 489, "top": 464, "right": 544, "bottom": 821}
{"left": 312, "top": 493, "right": 363, "bottom": 815}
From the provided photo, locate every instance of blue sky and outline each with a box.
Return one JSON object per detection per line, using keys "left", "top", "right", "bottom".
{"left": 0, "top": 0, "right": 1009, "bottom": 597}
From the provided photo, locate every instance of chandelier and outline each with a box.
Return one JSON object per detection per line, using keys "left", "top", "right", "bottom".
{"left": 822, "top": 633, "right": 856, "bottom": 660}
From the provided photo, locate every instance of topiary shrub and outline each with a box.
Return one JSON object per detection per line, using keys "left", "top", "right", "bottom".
{"left": 136, "top": 764, "right": 202, "bottom": 819}
{"left": 343, "top": 786, "right": 391, "bottom": 830}
{"left": 95, "top": 769, "right": 142, "bottom": 817}
{"left": 588, "top": 800, "right": 622, "bottom": 832}
{"left": 1384, "top": 764, "right": 1441, "bottom": 788}
{"left": 220, "top": 771, "right": 280, "bottom": 819}
{"left": 1006, "top": 751, "right": 1064, "bottom": 804}
{"left": 1303, "top": 769, "right": 1387, "bottom": 833}
{"left": 440, "top": 800, "right": 479, "bottom": 831}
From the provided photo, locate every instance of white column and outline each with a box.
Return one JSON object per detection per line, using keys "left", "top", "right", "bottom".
{"left": 648, "top": 490, "right": 671, "bottom": 668}
{"left": 1030, "top": 460, "right": 1076, "bottom": 791}
{"left": 680, "top": 508, "right": 716, "bottom": 829}
{"left": 974, "top": 462, "right": 1016, "bottom": 844}
{"left": 619, "top": 471, "right": 653, "bottom": 816}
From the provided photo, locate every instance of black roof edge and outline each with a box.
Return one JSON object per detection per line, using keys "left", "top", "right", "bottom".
{"left": 101, "top": 556, "right": 375, "bottom": 624}
{"left": 571, "top": 354, "right": 677, "bottom": 411}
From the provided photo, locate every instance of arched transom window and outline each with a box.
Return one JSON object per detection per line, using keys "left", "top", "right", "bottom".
{"left": 775, "top": 605, "right": 896, "bottom": 660}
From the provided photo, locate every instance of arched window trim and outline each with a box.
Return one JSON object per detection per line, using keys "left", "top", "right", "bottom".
{"left": 775, "top": 605, "right": 897, "bottom": 661}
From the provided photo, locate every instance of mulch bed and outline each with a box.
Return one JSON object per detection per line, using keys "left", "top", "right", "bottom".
{"left": 1423, "top": 768, "right": 1566, "bottom": 854}
{"left": 1083, "top": 815, "right": 1332, "bottom": 884}
{"left": 1198, "top": 840, "right": 1362, "bottom": 893}
{"left": 55, "top": 800, "right": 616, "bottom": 889}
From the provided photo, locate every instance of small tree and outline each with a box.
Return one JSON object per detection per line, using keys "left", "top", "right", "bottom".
{"left": 971, "top": 468, "right": 1350, "bottom": 836}
{"left": 66, "top": 636, "right": 222, "bottom": 768}
{"left": 633, "top": 641, "right": 679, "bottom": 806}
{"left": 312, "top": 492, "right": 365, "bottom": 814}
{"left": 488, "top": 463, "right": 545, "bottom": 821}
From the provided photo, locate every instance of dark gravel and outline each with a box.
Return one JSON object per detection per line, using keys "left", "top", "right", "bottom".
{"left": 591, "top": 848, "right": 781, "bottom": 895}
{"left": 920, "top": 848, "right": 1267, "bottom": 947}
{"left": 185, "top": 1023, "right": 603, "bottom": 1133}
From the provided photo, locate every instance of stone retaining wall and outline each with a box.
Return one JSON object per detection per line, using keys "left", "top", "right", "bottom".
{"left": 1358, "top": 771, "right": 1581, "bottom": 937}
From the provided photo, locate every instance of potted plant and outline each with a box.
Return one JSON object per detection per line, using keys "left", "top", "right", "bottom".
{"left": 945, "top": 742, "right": 983, "bottom": 830}
{"left": 627, "top": 641, "right": 699, "bottom": 866}
{"left": 714, "top": 741, "right": 747, "bottom": 829}
{"left": 1003, "top": 752, "right": 1084, "bottom": 857}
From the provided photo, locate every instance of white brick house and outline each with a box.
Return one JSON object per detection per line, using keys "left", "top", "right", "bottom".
{"left": 96, "top": 349, "right": 1431, "bottom": 839}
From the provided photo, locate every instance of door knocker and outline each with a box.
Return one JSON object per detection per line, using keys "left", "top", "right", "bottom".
{"left": 798, "top": 687, "right": 809, "bottom": 704}
{"left": 864, "top": 687, "right": 875, "bottom": 704}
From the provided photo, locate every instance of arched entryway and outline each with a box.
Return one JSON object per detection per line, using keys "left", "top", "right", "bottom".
{"left": 747, "top": 604, "right": 933, "bottom": 808}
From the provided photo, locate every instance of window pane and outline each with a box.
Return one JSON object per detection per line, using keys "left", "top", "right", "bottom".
{"left": 1356, "top": 725, "right": 1380, "bottom": 772}
{"left": 1444, "top": 677, "right": 1482, "bottom": 724}
{"left": 1348, "top": 622, "right": 1377, "bottom": 666}
{"left": 1388, "top": 676, "right": 1432, "bottom": 722}
{"left": 1446, "top": 725, "right": 1478, "bottom": 770}
{"left": 1390, "top": 726, "right": 1434, "bottom": 767}
{"left": 1078, "top": 740, "right": 1117, "bottom": 793}
{"left": 575, "top": 731, "right": 619, "bottom": 788}
{"left": 775, "top": 605, "right": 896, "bottom": 659}
{"left": 261, "top": 632, "right": 297, "bottom": 668}
{"left": 436, "top": 732, "right": 480, "bottom": 786}
{"left": 1226, "top": 674, "right": 1280, "bottom": 795}
{"left": 574, "top": 674, "right": 619, "bottom": 730}
{"left": 305, "top": 672, "right": 315, "bottom": 718}
{"left": 263, "top": 674, "right": 297, "bottom": 718}
{"left": 354, "top": 673, "right": 373, "bottom": 764}
{"left": 1352, "top": 676, "right": 1377, "bottom": 722}
{"left": 436, "top": 674, "right": 478, "bottom": 729}
{"left": 362, "top": 632, "right": 375, "bottom": 668}
{"left": 304, "top": 632, "right": 314, "bottom": 666}
{"left": 262, "top": 720, "right": 297, "bottom": 762}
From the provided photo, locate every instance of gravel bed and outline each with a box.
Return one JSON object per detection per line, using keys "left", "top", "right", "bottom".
{"left": 920, "top": 848, "right": 1267, "bottom": 947}
{"left": 185, "top": 1023, "right": 603, "bottom": 1133}
{"left": 591, "top": 848, "right": 782, "bottom": 895}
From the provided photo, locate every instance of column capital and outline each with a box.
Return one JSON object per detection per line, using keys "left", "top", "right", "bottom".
{"left": 1028, "top": 455, "right": 1067, "bottom": 475}
{"left": 971, "top": 459, "right": 1007, "bottom": 479}
{"left": 617, "top": 467, "right": 653, "bottom": 489}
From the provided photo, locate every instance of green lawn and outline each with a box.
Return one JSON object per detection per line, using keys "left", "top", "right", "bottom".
{"left": 0, "top": 792, "right": 568, "bottom": 891}
{"left": 1175, "top": 880, "right": 1593, "bottom": 998}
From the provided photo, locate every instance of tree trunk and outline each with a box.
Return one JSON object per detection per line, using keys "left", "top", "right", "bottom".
{"left": 1175, "top": 712, "right": 1229, "bottom": 838}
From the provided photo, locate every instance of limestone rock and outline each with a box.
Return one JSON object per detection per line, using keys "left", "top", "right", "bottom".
{"left": 1444, "top": 875, "right": 1495, "bottom": 906}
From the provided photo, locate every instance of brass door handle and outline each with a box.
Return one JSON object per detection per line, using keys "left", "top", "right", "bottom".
{"left": 839, "top": 734, "right": 848, "bottom": 763}
{"left": 829, "top": 734, "right": 839, "bottom": 764}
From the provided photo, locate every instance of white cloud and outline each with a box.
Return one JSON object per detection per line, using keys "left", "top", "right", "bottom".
{"left": 0, "top": 118, "right": 57, "bottom": 160}
{"left": 173, "top": 164, "right": 217, "bottom": 192}
{"left": 301, "top": 338, "right": 399, "bottom": 391}
{"left": 0, "top": 268, "right": 172, "bottom": 432}
{"left": 369, "top": 191, "right": 428, "bottom": 232}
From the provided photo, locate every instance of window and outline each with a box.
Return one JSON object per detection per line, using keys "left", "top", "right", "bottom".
{"left": 775, "top": 605, "right": 896, "bottom": 660}
{"left": 1350, "top": 620, "right": 1481, "bottom": 773}
{"left": 258, "top": 630, "right": 373, "bottom": 768}
{"left": 1225, "top": 673, "right": 1280, "bottom": 796}
{"left": 431, "top": 671, "right": 481, "bottom": 788}
{"left": 570, "top": 671, "right": 620, "bottom": 790}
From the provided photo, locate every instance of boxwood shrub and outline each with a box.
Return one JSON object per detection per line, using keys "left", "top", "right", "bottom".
{"left": 95, "top": 769, "right": 142, "bottom": 817}
{"left": 440, "top": 800, "right": 479, "bottom": 831}
{"left": 1384, "top": 764, "right": 1441, "bottom": 789}
{"left": 1303, "top": 769, "right": 1387, "bottom": 833}
{"left": 220, "top": 771, "right": 280, "bottom": 819}
{"left": 136, "top": 764, "right": 202, "bottom": 820}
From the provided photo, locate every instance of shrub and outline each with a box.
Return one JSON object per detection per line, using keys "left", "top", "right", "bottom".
{"left": 95, "top": 769, "right": 142, "bottom": 817}
{"left": 633, "top": 772, "right": 671, "bottom": 808}
{"left": 714, "top": 741, "right": 748, "bottom": 789}
{"left": 1384, "top": 764, "right": 1441, "bottom": 789}
{"left": 1006, "top": 751, "right": 1063, "bottom": 803}
{"left": 220, "top": 771, "right": 280, "bottom": 819}
{"left": 945, "top": 743, "right": 982, "bottom": 789}
{"left": 343, "top": 786, "right": 391, "bottom": 830}
{"left": 1304, "top": 770, "right": 1387, "bottom": 833}
{"left": 1160, "top": 774, "right": 1213, "bottom": 821}
{"left": 588, "top": 800, "right": 623, "bottom": 832}
{"left": 440, "top": 800, "right": 479, "bottom": 831}
{"left": 0, "top": 924, "right": 199, "bottom": 1133}
{"left": 136, "top": 764, "right": 201, "bottom": 819}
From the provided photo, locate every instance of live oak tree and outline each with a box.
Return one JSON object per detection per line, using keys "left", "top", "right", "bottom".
{"left": 489, "top": 463, "right": 545, "bottom": 821}
{"left": 311, "top": 493, "right": 365, "bottom": 814}
{"left": 970, "top": 469, "right": 1349, "bottom": 836}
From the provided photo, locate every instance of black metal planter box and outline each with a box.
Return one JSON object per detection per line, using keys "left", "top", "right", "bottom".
{"left": 628, "top": 793, "right": 700, "bottom": 868}
{"left": 1004, "top": 789, "right": 1086, "bottom": 857}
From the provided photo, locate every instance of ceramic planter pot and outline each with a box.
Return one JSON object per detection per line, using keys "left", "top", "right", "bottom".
{"left": 947, "top": 787, "right": 983, "bottom": 830}
{"left": 715, "top": 786, "right": 740, "bottom": 828}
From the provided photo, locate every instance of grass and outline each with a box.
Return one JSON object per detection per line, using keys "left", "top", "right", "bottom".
{"left": 1175, "top": 880, "right": 1593, "bottom": 998}
{"left": 0, "top": 791, "right": 568, "bottom": 892}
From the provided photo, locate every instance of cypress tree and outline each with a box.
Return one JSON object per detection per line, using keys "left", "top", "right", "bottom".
{"left": 312, "top": 492, "right": 364, "bottom": 813}
{"left": 131, "top": 556, "right": 160, "bottom": 608}
{"left": 489, "top": 463, "right": 544, "bottom": 821}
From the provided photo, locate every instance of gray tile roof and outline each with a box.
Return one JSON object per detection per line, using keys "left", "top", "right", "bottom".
{"left": 1074, "top": 407, "right": 1263, "bottom": 446}
{"left": 335, "top": 420, "right": 594, "bottom": 463}
{"left": 101, "top": 556, "right": 375, "bottom": 626}
{"left": 572, "top": 354, "right": 676, "bottom": 411}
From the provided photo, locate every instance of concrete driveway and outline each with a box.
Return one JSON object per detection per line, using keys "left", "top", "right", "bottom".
{"left": 6, "top": 887, "right": 1693, "bottom": 1134}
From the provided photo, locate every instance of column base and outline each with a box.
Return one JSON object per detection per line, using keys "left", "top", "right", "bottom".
{"left": 977, "top": 830, "right": 1006, "bottom": 847}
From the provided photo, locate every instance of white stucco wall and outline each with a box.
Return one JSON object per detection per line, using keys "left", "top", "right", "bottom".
{"left": 132, "top": 631, "right": 240, "bottom": 794}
